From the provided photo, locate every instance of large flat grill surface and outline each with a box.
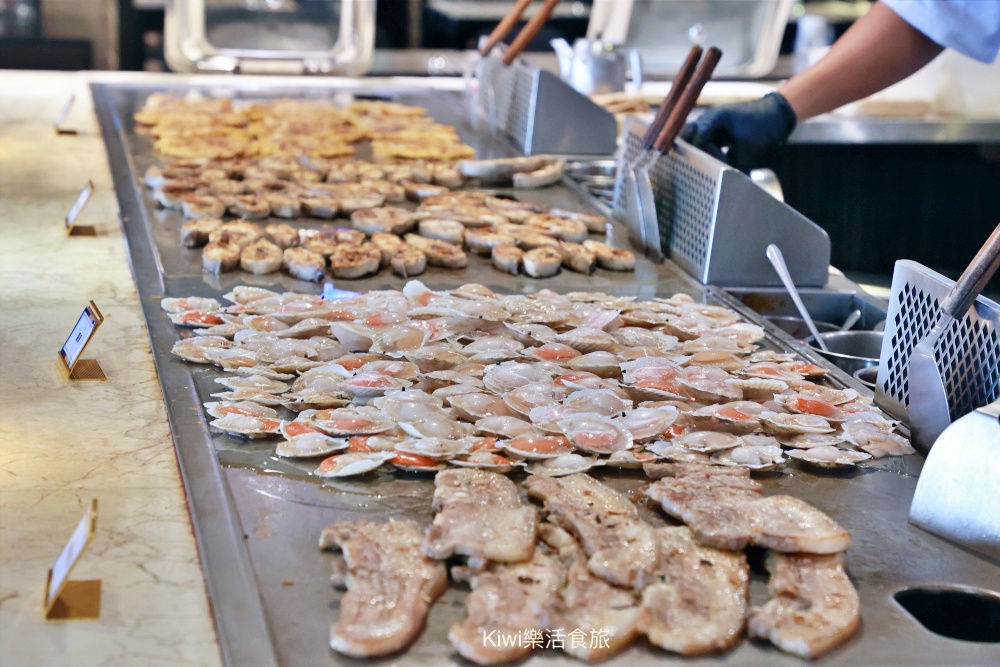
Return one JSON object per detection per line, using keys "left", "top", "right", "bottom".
{"left": 92, "top": 80, "right": 1000, "bottom": 667}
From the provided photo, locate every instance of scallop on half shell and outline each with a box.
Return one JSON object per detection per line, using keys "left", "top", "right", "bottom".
{"left": 557, "top": 413, "right": 633, "bottom": 454}
{"left": 527, "top": 453, "right": 603, "bottom": 476}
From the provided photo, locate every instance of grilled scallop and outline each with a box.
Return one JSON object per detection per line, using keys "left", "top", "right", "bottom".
{"left": 523, "top": 247, "right": 562, "bottom": 278}
{"left": 465, "top": 229, "right": 516, "bottom": 256}
{"left": 492, "top": 244, "right": 523, "bottom": 275}
{"left": 301, "top": 196, "right": 338, "bottom": 219}
{"left": 351, "top": 206, "right": 415, "bottom": 236}
{"left": 559, "top": 241, "right": 596, "bottom": 274}
{"left": 370, "top": 232, "right": 406, "bottom": 265}
{"left": 404, "top": 234, "right": 467, "bottom": 269}
{"left": 202, "top": 237, "right": 242, "bottom": 274}
{"left": 229, "top": 194, "right": 270, "bottom": 220}
{"left": 418, "top": 218, "right": 465, "bottom": 245}
{"left": 181, "top": 193, "right": 226, "bottom": 219}
{"left": 240, "top": 238, "right": 283, "bottom": 275}
{"left": 329, "top": 243, "right": 382, "bottom": 279}
{"left": 283, "top": 247, "right": 326, "bottom": 282}
{"left": 403, "top": 181, "right": 449, "bottom": 202}
{"left": 180, "top": 217, "right": 223, "bottom": 248}
{"left": 583, "top": 239, "right": 636, "bottom": 271}
{"left": 208, "top": 221, "right": 260, "bottom": 248}
{"left": 267, "top": 193, "right": 301, "bottom": 219}
{"left": 263, "top": 223, "right": 299, "bottom": 249}
{"left": 390, "top": 247, "right": 427, "bottom": 278}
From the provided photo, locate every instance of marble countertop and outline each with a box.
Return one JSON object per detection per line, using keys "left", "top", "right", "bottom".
{"left": 0, "top": 70, "right": 221, "bottom": 666}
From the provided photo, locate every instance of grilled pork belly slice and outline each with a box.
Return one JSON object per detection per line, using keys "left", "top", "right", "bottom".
{"left": 638, "top": 526, "right": 748, "bottom": 656}
{"left": 449, "top": 550, "right": 564, "bottom": 666}
{"left": 319, "top": 519, "right": 446, "bottom": 658}
{"left": 525, "top": 473, "right": 657, "bottom": 588}
{"left": 749, "top": 552, "right": 861, "bottom": 659}
{"left": 539, "top": 523, "right": 641, "bottom": 663}
{"left": 646, "top": 478, "right": 850, "bottom": 553}
{"left": 643, "top": 461, "right": 753, "bottom": 480}
{"left": 422, "top": 469, "right": 536, "bottom": 566}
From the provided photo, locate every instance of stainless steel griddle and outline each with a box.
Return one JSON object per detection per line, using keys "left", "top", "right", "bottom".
{"left": 91, "top": 77, "right": 1000, "bottom": 667}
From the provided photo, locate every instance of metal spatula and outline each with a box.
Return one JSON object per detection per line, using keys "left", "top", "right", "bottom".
{"left": 906, "top": 223, "right": 1000, "bottom": 452}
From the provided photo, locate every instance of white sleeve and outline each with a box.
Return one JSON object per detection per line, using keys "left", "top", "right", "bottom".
{"left": 882, "top": 0, "right": 1000, "bottom": 63}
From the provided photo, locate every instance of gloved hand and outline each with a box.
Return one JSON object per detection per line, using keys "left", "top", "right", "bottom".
{"left": 680, "top": 92, "right": 797, "bottom": 173}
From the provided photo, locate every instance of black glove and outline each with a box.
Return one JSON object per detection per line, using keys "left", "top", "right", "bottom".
{"left": 680, "top": 92, "right": 797, "bottom": 173}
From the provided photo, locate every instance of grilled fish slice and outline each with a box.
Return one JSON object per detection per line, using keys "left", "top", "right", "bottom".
{"left": 449, "top": 550, "right": 564, "bottom": 666}
{"left": 540, "top": 523, "right": 641, "bottom": 662}
{"left": 319, "top": 519, "right": 447, "bottom": 658}
{"left": 638, "top": 526, "right": 748, "bottom": 656}
{"left": 525, "top": 473, "right": 657, "bottom": 588}
{"left": 422, "top": 469, "right": 536, "bottom": 566}
{"left": 749, "top": 552, "right": 861, "bottom": 659}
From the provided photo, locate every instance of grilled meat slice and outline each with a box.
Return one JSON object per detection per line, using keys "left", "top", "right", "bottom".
{"left": 646, "top": 478, "right": 850, "bottom": 553}
{"left": 749, "top": 552, "right": 861, "bottom": 659}
{"left": 449, "top": 549, "right": 564, "bottom": 666}
{"left": 540, "top": 523, "right": 641, "bottom": 662}
{"left": 319, "top": 519, "right": 447, "bottom": 658}
{"left": 422, "top": 469, "right": 536, "bottom": 566}
{"left": 525, "top": 473, "right": 657, "bottom": 588}
{"left": 643, "top": 461, "right": 753, "bottom": 480}
{"left": 638, "top": 526, "right": 748, "bottom": 656}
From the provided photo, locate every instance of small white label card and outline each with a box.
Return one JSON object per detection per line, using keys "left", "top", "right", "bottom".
{"left": 44, "top": 499, "right": 101, "bottom": 620}
{"left": 58, "top": 301, "right": 106, "bottom": 381}
{"left": 66, "top": 180, "right": 97, "bottom": 236}
{"left": 54, "top": 93, "right": 78, "bottom": 135}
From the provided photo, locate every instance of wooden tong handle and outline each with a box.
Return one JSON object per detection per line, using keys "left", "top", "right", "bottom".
{"left": 942, "top": 222, "right": 1000, "bottom": 317}
{"left": 502, "top": 0, "right": 561, "bottom": 66}
{"left": 653, "top": 46, "right": 722, "bottom": 153}
{"left": 480, "top": 0, "right": 535, "bottom": 56}
{"left": 640, "top": 46, "right": 702, "bottom": 150}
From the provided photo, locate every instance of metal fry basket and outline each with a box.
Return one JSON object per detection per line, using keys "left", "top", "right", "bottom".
{"left": 877, "top": 260, "right": 1000, "bottom": 423}
{"left": 474, "top": 47, "right": 617, "bottom": 156}
{"left": 613, "top": 117, "right": 830, "bottom": 287}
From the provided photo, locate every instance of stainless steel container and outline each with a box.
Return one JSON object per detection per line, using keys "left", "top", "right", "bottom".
{"left": 765, "top": 315, "right": 838, "bottom": 340}
{"left": 807, "top": 331, "right": 883, "bottom": 375}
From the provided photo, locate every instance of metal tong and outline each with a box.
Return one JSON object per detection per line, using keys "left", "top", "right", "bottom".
{"left": 624, "top": 46, "right": 722, "bottom": 258}
{"left": 479, "top": 0, "right": 562, "bottom": 65}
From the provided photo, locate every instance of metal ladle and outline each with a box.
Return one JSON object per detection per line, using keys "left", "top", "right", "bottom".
{"left": 840, "top": 309, "right": 862, "bottom": 332}
{"left": 766, "top": 244, "right": 830, "bottom": 352}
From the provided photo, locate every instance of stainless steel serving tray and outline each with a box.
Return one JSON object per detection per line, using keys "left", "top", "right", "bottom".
{"left": 91, "top": 77, "right": 1000, "bottom": 667}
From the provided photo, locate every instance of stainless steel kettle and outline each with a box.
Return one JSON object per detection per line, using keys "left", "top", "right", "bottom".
{"left": 551, "top": 37, "right": 643, "bottom": 96}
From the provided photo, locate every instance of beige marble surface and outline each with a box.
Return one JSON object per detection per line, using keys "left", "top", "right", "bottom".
{"left": 0, "top": 71, "right": 221, "bottom": 666}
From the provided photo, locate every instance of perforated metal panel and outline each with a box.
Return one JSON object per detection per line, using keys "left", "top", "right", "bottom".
{"left": 652, "top": 154, "right": 718, "bottom": 272}
{"left": 876, "top": 260, "right": 1000, "bottom": 423}
{"left": 613, "top": 120, "right": 720, "bottom": 277}
{"left": 508, "top": 66, "right": 537, "bottom": 151}
{"left": 474, "top": 48, "right": 617, "bottom": 156}
{"left": 477, "top": 53, "right": 518, "bottom": 134}
{"left": 611, "top": 119, "right": 830, "bottom": 286}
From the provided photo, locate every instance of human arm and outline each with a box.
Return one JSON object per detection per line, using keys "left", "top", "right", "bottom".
{"left": 778, "top": 1, "right": 944, "bottom": 121}
{"left": 682, "top": 1, "right": 945, "bottom": 170}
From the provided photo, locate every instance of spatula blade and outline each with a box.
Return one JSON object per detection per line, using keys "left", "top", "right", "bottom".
{"left": 906, "top": 335, "right": 952, "bottom": 453}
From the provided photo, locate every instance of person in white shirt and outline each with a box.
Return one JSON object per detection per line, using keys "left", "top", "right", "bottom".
{"left": 682, "top": 0, "right": 1000, "bottom": 171}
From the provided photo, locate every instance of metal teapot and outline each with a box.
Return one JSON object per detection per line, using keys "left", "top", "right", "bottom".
{"left": 550, "top": 37, "right": 643, "bottom": 96}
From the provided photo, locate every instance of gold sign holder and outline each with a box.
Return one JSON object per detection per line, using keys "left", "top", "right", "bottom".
{"left": 44, "top": 499, "right": 101, "bottom": 620}
{"left": 60, "top": 301, "right": 107, "bottom": 381}
{"left": 66, "top": 180, "right": 97, "bottom": 237}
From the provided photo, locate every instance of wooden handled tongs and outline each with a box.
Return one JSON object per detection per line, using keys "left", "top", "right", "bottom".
{"left": 479, "top": 0, "right": 562, "bottom": 65}
{"left": 633, "top": 45, "right": 722, "bottom": 171}
{"left": 626, "top": 45, "right": 722, "bottom": 260}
